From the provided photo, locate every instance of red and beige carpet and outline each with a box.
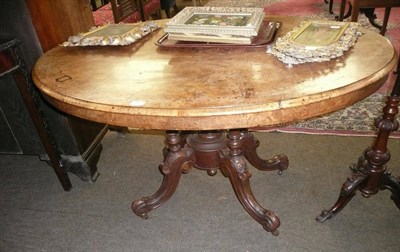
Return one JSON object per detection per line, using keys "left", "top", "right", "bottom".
{"left": 205, "top": 0, "right": 400, "bottom": 137}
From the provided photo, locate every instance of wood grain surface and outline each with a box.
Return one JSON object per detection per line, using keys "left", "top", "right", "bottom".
{"left": 32, "top": 16, "right": 397, "bottom": 130}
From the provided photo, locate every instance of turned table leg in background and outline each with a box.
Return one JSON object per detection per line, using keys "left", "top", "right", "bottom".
{"left": 317, "top": 73, "right": 400, "bottom": 222}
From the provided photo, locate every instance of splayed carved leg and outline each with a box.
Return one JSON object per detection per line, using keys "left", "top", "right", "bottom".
{"left": 317, "top": 161, "right": 368, "bottom": 222}
{"left": 241, "top": 130, "right": 288, "bottom": 174}
{"left": 132, "top": 131, "right": 194, "bottom": 219}
{"left": 317, "top": 90, "right": 400, "bottom": 222}
{"left": 220, "top": 130, "right": 280, "bottom": 235}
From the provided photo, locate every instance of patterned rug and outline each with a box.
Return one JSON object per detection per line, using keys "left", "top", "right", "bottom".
{"left": 255, "top": 93, "right": 395, "bottom": 137}
{"left": 205, "top": 0, "right": 400, "bottom": 138}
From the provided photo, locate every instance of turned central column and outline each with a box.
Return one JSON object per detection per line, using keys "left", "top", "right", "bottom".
{"left": 186, "top": 131, "right": 227, "bottom": 176}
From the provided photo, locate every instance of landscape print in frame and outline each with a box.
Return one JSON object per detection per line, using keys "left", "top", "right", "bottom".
{"left": 164, "top": 6, "right": 265, "bottom": 37}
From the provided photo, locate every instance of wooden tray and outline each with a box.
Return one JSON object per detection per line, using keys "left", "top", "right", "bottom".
{"left": 155, "top": 20, "right": 281, "bottom": 48}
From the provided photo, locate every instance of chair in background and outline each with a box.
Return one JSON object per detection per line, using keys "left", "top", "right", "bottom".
{"left": 90, "top": 0, "right": 109, "bottom": 11}
{"left": 92, "top": 0, "right": 142, "bottom": 26}
{"left": 338, "top": 0, "right": 400, "bottom": 35}
{"left": 137, "top": 0, "right": 161, "bottom": 21}
{"left": 161, "top": 0, "right": 179, "bottom": 18}
{"left": 110, "top": 0, "right": 140, "bottom": 23}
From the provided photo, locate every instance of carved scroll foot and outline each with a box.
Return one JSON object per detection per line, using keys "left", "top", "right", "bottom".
{"left": 219, "top": 152, "right": 280, "bottom": 235}
{"left": 220, "top": 130, "right": 280, "bottom": 235}
{"left": 132, "top": 132, "right": 194, "bottom": 219}
{"left": 317, "top": 171, "right": 367, "bottom": 223}
{"left": 241, "top": 131, "right": 288, "bottom": 175}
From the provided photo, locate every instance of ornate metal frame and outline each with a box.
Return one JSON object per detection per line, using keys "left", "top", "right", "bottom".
{"left": 164, "top": 6, "right": 264, "bottom": 38}
{"left": 61, "top": 21, "right": 159, "bottom": 47}
{"left": 269, "top": 20, "right": 363, "bottom": 65}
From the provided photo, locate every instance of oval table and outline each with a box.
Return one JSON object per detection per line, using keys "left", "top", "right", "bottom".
{"left": 32, "top": 16, "right": 397, "bottom": 235}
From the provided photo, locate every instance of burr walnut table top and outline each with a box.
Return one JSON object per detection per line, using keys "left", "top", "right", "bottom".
{"left": 32, "top": 16, "right": 397, "bottom": 130}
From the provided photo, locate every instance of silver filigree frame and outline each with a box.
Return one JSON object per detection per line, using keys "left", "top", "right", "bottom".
{"left": 61, "top": 22, "right": 159, "bottom": 47}
{"left": 269, "top": 20, "right": 363, "bottom": 65}
{"left": 164, "top": 6, "right": 265, "bottom": 37}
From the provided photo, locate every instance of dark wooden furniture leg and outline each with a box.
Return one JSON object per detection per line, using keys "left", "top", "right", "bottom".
{"left": 338, "top": 0, "right": 352, "bottom": 21}
{"left": 0, "top": 39, "right": 72, "bottom": 190}
{"left": 381, "top": 7, "right": 392, "bottom": 35}
{"left": 328, "top": 0, "right": 334, "bottom": 14}
{"left": 132, "top": 131, "right": 193, "bottom": 219}
{"left": 219, "top": 130, "right": 282, "bottom": 235}
{"left": 338, "top": 0, "right": 393, "bottom": 36}
{"left": 317, "top": 67, "right": 400, "bottom": 222}
{"left": 131, "top": 129, "right": 288, "bottom": 235}
{"left": 1, "top": 39, "right": 108, "bottom": 190}
{"left": 361, "top": 7, "right": 391, "bottom": 35}
{"left": 241, "top": 130, "right": 289, "bottom": 174}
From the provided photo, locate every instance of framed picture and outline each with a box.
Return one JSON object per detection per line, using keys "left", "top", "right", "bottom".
{"left": 61, "top": 22, "right": 159, "bottom": 47}
{"left": 289, "top": 20, "right": 349, "bottom": 48}
{"left": 164, "top": 7, "right": 265, "bottom": 38}
{"left": 156, "top": 21, "right": 281, "bottom": 48}
{"left": 269, "top": 20, "right": 363, "bottom": 65}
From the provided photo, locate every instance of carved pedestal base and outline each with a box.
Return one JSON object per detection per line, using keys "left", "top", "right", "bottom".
{"left": 317, "top": 93, "right": 400, "bottom": 222}
{"left": 131, "top": 129, "right": 288, "bottom": 235}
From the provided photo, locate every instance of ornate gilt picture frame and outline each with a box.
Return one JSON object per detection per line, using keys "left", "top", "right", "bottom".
{"left": 61, "top": 22, "right": 159, "bottom": 47}
{"left": 269, "top": 20, "right": 363, "bottom": 65}
{"left": 164, "top": 7, "right": 265, "bottom": 38}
